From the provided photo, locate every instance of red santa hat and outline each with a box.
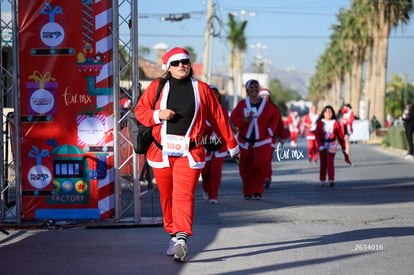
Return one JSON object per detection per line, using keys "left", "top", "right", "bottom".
{"left": 162, "top": 47, "right": 191, "bottom": 70}
{"left": 120, "top": 98, "right": 131, "bottom": 109}
{"left": 245, "top": 79, "right": 259, "bottom": 90}
{"left": 258, "top": 89, "right": 270, "bottom": 97}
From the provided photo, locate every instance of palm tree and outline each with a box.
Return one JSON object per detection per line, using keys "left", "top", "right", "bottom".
{"left": 227, "top": 13, "right": 247, "bottom": 109}
{"left": 367, "top": 0, "right": 413, "bottom": 125}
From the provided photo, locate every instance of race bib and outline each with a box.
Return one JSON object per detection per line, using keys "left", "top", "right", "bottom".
{"left": 328, "top": 142, "right": 337, "bottom": 153}
{"left": 244, "top": 107, "right": 258, "bottom": 118}
{"left": 162, "top": 135, "right": 190, "bottom": 157}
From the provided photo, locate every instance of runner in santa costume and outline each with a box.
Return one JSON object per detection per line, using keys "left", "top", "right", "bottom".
{"left": 339, "top": 104, "right": 355, "bottom": 157}
{"left": 303, "top": 105, "right": 319, "bottom": 164}
{"left": 314, "top": 105, "right": 351, "bottom": 187}
{"left": 201, "top": 85, "right": 229, "bottom": 204}
{"left": 230, "top": 80, "right": 280, "bottom": 199}
{"left": 287, "top": 110, "right": 301, "bottom": 147}
{"left": 135, "top": 47, "right": 239, "bottom": 262}
{"left": 258, "top": 88, "right": 287, "bottom": 189}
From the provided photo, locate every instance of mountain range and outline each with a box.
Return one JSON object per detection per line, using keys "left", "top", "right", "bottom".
{"left": 269, "top": 66, "right": 312, "bottom": 99}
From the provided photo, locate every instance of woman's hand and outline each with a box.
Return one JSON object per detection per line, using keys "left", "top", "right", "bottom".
{"left": 243, "top": 112, "right": 253, "bottom": 124}
{"left": 159, "top": 109, "right": 176, "bottom": 120}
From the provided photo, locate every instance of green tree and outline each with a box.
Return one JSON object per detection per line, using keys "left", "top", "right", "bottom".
{"left": 269, "top": 79, "right": 301, "bottom": 116}
{"left": 227, "top": 13, "right": 248, "bottom": 108}
{"left": 184, "top": 46, "right": 197, "bottom": 63}
{"left": 386, "top": 74, "right": 414, "bottom": 118}
{"left": 138, "top": 46, "right": 151, "bottom": 58}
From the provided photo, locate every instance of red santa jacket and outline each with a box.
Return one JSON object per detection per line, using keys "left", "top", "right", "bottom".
{"left": 303, "top": 113, "right": 319, "bottom": 140}
{"left": 314, "top": 119, "right": 345, "bottom": 152}
{"left": 204, "top": 106, "right": 229, "bottom": 160}
{"left": 230, "top": 97, "right": 280, "bottom": 150}
{"left": 271, "top": 104, "right": 287, "bottom": 147}
{"left": 135, "top": 78, "right": 239, "bottom": 168}
{"left": 287, "top": 111, "right": 301, "bottom": 133}
{"left": 340, "top": 107, "right": 355, "bottom": 134}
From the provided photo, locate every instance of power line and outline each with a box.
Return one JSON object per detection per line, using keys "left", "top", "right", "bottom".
{"left": 136, "top": 33, "right": 414, "bottom": 40}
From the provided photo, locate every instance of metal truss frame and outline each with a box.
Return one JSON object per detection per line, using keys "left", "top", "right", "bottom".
{"left": 0, "top": 0, "right": 159, "bottom": 225}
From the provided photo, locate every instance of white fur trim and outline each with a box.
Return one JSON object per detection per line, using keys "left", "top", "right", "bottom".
{"left": 162, "top": 53, "right": 190, "bottom": 70}
{"left": 153, "top": 109, "right": 161, "bottom": 124}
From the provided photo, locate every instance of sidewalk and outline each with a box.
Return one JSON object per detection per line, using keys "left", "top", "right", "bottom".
{"left": 1, "top": 140, "right": 414, "bottom": 275}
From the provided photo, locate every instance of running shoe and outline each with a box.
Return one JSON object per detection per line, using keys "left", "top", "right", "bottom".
{"left": 254, "top": 193, "right": 262, "bottom": 200}
{"left": 203, "top": 191, "right": 208, "bottom": 200}
{"left": 173, "top": 239, "right": 188, "bottom": 263}
{"left": 209, "top": 199, "right": 218, "bottom": 204}
{"left": 166, "top": 237, "right": 177, "bottom": 256}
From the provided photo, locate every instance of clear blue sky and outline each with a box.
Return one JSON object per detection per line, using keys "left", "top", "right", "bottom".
{"left": 137, "top": 0, "right": 414, "bottom": 82}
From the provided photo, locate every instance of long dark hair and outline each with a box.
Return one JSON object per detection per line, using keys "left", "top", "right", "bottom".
{"left": 317, "top": 105, "right": 337, "bottom": 122}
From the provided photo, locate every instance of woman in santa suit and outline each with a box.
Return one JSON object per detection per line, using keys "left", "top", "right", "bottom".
{"left": 287, "top": 110, "right": 301, "bottom": 147}
{"left": 135, "top": 47, "right": 239, "bottom": 263}
{"left": 340, "top": 104, "right": 355, "bottom": 157}
{"left": 258, "top": 88, "right": 287, "bottom": 189}
{"left": 303, "top": 105, "right": 319, "bottom": 164}
{"left": 201, "top": 85, "right": 229, "bottom": 204}
{"left": 314, "top": 105, "right": 351, "bottom": 187}
{"left": 230, "top": 80, "right": 280, "bottom": 199}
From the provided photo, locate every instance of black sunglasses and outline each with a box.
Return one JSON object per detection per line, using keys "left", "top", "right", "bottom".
{"left": 170, "top": 59, "right": 190, "bottom": 67}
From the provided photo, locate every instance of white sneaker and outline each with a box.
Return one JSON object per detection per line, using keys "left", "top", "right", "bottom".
{"left": 209, "top": 199, "right": 218, "bottom": 204}
{"left": 203, "top": 191, "right": 209, "bottom": 200}
{"left": 404, "top": 154, "right": 414, "bottom": 160}
{"left": 320, "top": 181, "right": 326, "bottom": 187}
{"left": 173, "top": 239, "right": 188, "bottom": 263}
{"left": 166, "top": 237, "right": 177, "bottom": 256}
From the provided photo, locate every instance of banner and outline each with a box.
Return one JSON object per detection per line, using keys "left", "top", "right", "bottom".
{"left": 350, "top": 120, "right": 370, "bottom": 141}
{"left": 18, "top": 0, "right": 115, "bottom": 219}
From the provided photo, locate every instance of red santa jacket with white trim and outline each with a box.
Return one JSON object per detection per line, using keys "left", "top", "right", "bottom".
{"left": 135, "top": 78, "right": 239, "bottom": 168}
{"left": 314, "top": 119, "right": 345, "bottom": 151}
{"left": 230, "top": 98, "right": 280, "bottom": 150}
{"left": 204, "top": 106, "right": 229, "bottom": 160}
{"left": 303, "top": 113, "right": 319, "bottom": 140}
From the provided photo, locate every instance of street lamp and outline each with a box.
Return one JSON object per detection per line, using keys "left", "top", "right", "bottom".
{"left": 250, "top": 43, "right": 268, "bottom": 73}
{"left": 160, "top": 13, "right": 190, "bottom": 22}
{"left": 230, "top": 9, "right": 256, "bottom": 21}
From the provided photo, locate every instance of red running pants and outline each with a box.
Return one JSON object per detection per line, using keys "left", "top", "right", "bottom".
{"left": 202, "top": 155, "right": 225, "bottom": 200}
{"left": 319, "top": 150, "right": 336, "bottom": 182}
{"left": 239, "top": 144, "right": 270, "bottom": 196}
{"left": 152, "top": 156, "right": 201, "bottom": 236}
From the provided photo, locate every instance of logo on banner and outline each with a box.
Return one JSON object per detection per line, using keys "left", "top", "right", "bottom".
{"left": 30, "top": 88, "right": 55, "bottom": 114}
{"left": 28, "top": 165, "right": 52, "bottom": 189}
{"left": 40, "top": 22, "right": 64, "bottom": 47}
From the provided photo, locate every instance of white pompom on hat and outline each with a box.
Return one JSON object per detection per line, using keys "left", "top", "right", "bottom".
{"left": 161, "top": 47, "right": 191, "bottom": 70}
{"left": 245, "top": 79, "right": 259, "bottom": 90}
{"left": 258, "top": 89, "right": 270, "bottom": 97}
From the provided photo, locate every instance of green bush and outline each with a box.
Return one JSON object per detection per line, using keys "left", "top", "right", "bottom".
{"left": 387, "top": 126, "right": 408, "bottom": 150}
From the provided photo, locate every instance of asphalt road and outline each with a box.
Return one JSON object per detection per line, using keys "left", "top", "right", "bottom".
{"left": 1, "top": 138, "right": 414, "bottom": 275}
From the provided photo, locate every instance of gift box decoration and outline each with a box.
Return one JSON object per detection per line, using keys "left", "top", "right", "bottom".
{"left": 26, "top": 71, "right": 57, "bottom": 115}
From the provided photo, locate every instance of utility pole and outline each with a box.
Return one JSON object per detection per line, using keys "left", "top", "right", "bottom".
{"left": 250, "top": 43, "right": 267, "bottom": 73}
{"left": 202, "top": 0, "right": 215, "bottom": 84}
